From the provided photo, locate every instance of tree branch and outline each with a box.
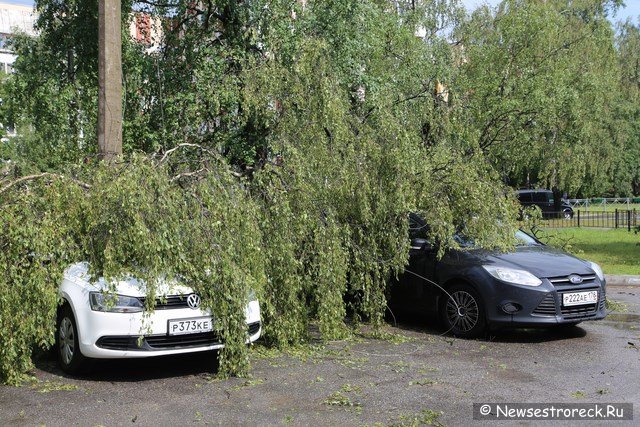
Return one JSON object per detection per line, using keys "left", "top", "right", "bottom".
{"left": 171, "top": 167, "right": 210, "bottom": 182}
{"left": 158, "top": 143, "right": 249, "bottom": 179}
{"left": 0, "top": 173, "right": 91, "bottom": 195}
{"left": 158, "top": 143, "right": 220, "bottom": 164}
{"left": 361, "top": 80, "right": 433, "bottom": 124}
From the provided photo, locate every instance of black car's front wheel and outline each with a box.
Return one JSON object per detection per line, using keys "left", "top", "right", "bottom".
{"left": 440, "top": 284, "right": 487, "bottom": 338}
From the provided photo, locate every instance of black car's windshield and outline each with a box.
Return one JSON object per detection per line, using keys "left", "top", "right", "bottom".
{"left": 515, "top": 230, "right": 540, "bottom": 246}
{"left": 452, "top": 230, "right": 540, "bottom": 248}
{"left": 453, "top": 233, "right": 475, "bottom": 248}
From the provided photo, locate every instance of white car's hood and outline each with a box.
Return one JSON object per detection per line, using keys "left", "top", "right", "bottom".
{"left": 64, "top": 262, "right": 194, "bottom": 297}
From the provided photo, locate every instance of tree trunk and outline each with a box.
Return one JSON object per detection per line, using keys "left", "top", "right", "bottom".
{"left": 98, "top": 0, "right": 123, "bottom": 162}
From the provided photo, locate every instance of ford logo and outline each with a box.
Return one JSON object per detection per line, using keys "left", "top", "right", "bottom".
{"left": 568, "top": 274, "right": 583, "bottom": 284}
{"left": 187, "top": 294, "right": 201, "bottom": 309}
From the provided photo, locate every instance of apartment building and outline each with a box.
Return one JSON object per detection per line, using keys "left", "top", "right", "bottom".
{"left": 0, "top": 2, "right": 36, "bottom": 73}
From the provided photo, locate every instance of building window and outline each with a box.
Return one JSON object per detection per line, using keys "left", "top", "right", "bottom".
{"left": 0, "top": 33, "right": 9, "bottom": 51}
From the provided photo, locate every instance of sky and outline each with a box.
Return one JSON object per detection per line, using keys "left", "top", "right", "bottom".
{"left": 2, "top": 0, "right": 639, "bottom": 23}
{"left": 462, "top": 0, "right": 640, "bottom": 23}
{"left": 2, "top": 0, "right": 32, "bottom": 6}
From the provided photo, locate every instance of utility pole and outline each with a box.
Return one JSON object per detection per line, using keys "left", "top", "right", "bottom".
{"left": 98, "top": 0, "right": 123, "bottom": 161}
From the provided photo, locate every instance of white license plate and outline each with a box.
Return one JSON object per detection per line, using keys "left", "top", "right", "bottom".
{"left": 562, "top": 291, "right": 598, "bottom": 307}
{"left": 168, "top": 317, "right": 213, "bottom": 336}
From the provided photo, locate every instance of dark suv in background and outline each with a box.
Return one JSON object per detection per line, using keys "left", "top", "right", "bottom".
{"left": 516, "top": 189, "right": 573, "bottom": 219}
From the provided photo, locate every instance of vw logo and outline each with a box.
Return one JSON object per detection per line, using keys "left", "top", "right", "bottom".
{"left": 568, "top": 274, "right": 583, "bottom": 284}
{"left": 187, "top": 294, "right": 201, "bottom": 309}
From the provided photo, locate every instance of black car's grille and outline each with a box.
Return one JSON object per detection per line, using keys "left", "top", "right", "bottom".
{"left": 138, "top": 294, "right": 192, "bottom": 310}
{"left": 561, "top": 304, "right": 598, "bottom": 318}
{"left": 548, "top": 274, "right": 597, "bottom": 286}
{"left": 532, "top": 288, "right": 605, "bottom": 319}
{"left": 96, "top": 321, "right": 261, "bottom": 351}
{"left": 532, "top": 293, "right": 557, "bottom": 316}
{"left": 559, "top": 288, "right": 601, "bottom": 319}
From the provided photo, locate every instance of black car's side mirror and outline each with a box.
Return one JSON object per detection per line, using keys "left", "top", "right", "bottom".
{"left": 410, "top": 238, "right": 433, "bottom": 252}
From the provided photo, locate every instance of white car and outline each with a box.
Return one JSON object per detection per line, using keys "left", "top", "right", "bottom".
{"left": 56, "top": 263, "right": 261, "bottom": 373}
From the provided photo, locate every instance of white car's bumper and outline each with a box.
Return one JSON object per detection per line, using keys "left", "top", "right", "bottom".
{"left": 76, "top": 301, "right": 260, "bottom": 359}
{"left": 60, "top": 265, "right": 261, "bottom": 359}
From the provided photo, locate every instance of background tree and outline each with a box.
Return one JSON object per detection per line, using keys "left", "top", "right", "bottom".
{"left": 457, "top": 0, "right": 624, "bottom": 197}
{"left": 0, "top": 0, "right": 154, "bottom": 169}
{"left": 611, "top": 19, "right": 640, "bottom": 196}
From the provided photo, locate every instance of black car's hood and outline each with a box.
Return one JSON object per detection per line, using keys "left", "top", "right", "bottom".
{"left": 468, "top": 245, "right": 593, "bottom": 279}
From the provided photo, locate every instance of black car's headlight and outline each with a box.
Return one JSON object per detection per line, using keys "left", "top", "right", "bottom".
{"left": 89, "top": 292, "right": 144, "bottom": 313}
{"left": 587, "top": 261, "right": 605, "bottom": 281}
{"left": 482, "top": 265, "right": 542, "bottom": 287}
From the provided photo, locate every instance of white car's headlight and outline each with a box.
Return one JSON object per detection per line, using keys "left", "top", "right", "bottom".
{"left": 89, "top": 292, "right": 144, "bottom": 313}
{"left": 482, "top": 265, "right": 542, "bottom": 287}
{"left": 587, "top": 261, "right": 605, "bottom": 281}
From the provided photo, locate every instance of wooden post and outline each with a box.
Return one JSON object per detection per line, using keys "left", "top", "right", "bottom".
{"left": 98, "top": 0, "right": 123, "bottom": 161}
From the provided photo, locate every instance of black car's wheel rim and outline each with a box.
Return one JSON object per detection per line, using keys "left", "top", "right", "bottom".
{"left": 446, "top": 291, "right": 479, "bottom": 333}
{"left": 59, "top": 317, "right": 75, "bottom": 366}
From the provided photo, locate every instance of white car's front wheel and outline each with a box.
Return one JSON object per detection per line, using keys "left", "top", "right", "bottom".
{"left": 57, "top": 304, "right": 87, "bottom": 374}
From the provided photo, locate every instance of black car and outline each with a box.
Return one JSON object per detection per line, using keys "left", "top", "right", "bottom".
{"left": 516, "top": 189, "right": 573, "bottom": 219}
{"left": 389, "top": 213, "right": 606, "bottom": 338}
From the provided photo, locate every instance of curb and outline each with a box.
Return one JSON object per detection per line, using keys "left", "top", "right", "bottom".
{"left": 605, "top": 275, "right": 640, "bottom": 287}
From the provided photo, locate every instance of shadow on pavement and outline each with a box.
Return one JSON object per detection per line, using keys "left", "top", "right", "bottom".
{"left": 485, "top": 326, "right": 588, "bottom": 343}
{"left": 33, "top": 349, "right": 220, "bottom": 382}
{"left": 390, "top": 310, "right": 590, "bottom": 343}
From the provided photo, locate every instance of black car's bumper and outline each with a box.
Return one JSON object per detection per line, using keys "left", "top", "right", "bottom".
{"left": 478, "top": 273, "right": 606, "bottom": 328}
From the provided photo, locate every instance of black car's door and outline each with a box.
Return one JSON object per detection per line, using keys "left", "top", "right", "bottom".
{"left": 392, "top": 214, "right": 439, "bottom": 314}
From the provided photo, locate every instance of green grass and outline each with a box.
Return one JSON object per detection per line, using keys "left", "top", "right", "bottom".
{"left": 605, "top": 299, "right": 628, "bottom": 312}
{"left": 542, "top": 228, "right": 640, "bottom": 275}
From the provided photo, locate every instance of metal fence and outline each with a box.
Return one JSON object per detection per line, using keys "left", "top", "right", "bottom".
{"left": 541, "top": 209, "right": 639, "bottom": 229}
{"left": 567, "top": 198, "right": 640, "bottom": 209}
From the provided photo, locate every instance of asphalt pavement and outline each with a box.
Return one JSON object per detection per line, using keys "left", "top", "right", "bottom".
{"left": 1, "top": 285, "right": 638, "bottom": 426}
